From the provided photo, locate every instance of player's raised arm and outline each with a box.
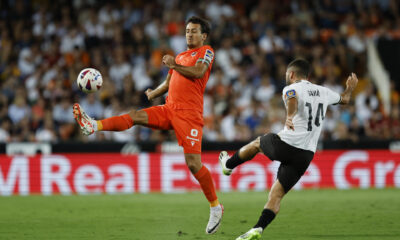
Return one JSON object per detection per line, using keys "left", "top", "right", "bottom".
{"left": 162, "top": 54, "right": 209, "bottom": 79}
{"left": 339, "top": 73, "right": 358, "bottom": 105}
{"left": 144, "top": 73, "right": 172, "bottom": 101}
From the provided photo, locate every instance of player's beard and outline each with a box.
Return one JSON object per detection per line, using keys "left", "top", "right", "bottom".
{"left": 187, "top": 38, "right": 199, "bottom": 49}
{"left": 187, "top": 43, "right": 196, "bottom": 49}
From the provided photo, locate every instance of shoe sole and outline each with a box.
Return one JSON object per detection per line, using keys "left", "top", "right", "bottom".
{"left": 73, "top": 103, "right": 84, "bottom": 127}
{"left": 206, "top": 204, "right": 224, "bottom": 234}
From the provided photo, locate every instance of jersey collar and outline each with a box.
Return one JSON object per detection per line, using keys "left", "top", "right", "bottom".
{"left": 186, "top": 46, "right": 203, "bottom": 53}
{"left": 292, "top": 79, "right": 309, "bottom": 84}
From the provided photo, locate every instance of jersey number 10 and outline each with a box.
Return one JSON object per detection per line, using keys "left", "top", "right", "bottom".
{"left": 305, "top": 102, "right": 324, "bottom": 131}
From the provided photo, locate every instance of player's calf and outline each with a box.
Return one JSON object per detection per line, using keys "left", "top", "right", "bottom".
{"left": 99, "top": 114, "right": 134, "bottom": 131}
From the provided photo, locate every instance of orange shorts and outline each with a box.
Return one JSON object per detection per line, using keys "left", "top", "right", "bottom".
{"left": 143, "top": 105, "right": 203, "bottom": 154}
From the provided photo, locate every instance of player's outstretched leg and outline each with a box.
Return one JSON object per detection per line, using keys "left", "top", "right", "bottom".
{"left": 73, "top": 103, "right": 95, "bottom": 135}
{"left": 219, "top": 137, "right": 262, "bottom": 175}
{"left": 73, "top": 104, "right": 149, "bottom": 135}
{"left": 236, "top": 180, "right": 285, "bottom": 240}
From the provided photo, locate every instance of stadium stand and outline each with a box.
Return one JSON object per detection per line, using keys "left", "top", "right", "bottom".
{"left": 1, "top": 0, "right": 400, "bottom": 143}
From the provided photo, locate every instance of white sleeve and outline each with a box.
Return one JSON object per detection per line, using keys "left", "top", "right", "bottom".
{"left": 281, "top": 87, "right": 287, "bottom": 105}
{"left": 282, "top": 85, "right": 299, "bottom": 105}
{"left": 325, "top": 87, "right": 341, "bottom": 105}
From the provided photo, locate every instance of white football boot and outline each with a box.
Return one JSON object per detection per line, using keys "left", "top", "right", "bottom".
{"left": 206, "top": 204, "right": 224, "bottom": 234}
{"left": 219, "top": 151, "right": 233, "bottom": 176}
{"left": 73, "top": 103, "right": 95, "bottom": 136}
{"left": 236, "top": 227, "right": 263, "bottom": 240}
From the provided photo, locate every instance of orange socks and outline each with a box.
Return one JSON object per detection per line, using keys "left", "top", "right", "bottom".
{"left": 98, "top": 114, "right": 134, "bottom": 131}
{"left": 194, "top": 165, "right": 219, "bottom": 207}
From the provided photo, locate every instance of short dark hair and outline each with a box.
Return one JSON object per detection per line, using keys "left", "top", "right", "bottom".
{"left": 186, "top": 16, "right": 211, "bottom": 38}
{"left": 287, "top": 58, "right": 311, "bottom": 79}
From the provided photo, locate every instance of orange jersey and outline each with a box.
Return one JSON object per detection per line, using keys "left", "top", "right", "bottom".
{"left": 166, "top": 45, "right": 214, "bottom": 114}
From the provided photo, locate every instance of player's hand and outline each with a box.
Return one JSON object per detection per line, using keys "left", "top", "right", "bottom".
{"left": 162, "top": 55, "right": 176, "bottom": 68}
{"left": 285, "top": 118, "right": 295, "bottom": 131}
{"left": 346, "top": 73, "right": 358, "bottom": 91}
{"left": 145, "top": 88, "right": 154, "bottom": 101}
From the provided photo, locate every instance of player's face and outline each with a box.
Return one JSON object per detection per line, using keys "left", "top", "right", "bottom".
{"left": 186, "top": 23, "right": 206, "bottom": 49}
{"left": 285, "top": 67, "right": 299, "bottom": 85}
{"left": 285, "top": 69, "right": 292, "bottom": 85}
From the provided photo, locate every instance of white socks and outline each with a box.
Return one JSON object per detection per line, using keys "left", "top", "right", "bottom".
{"left": 211, "top": 205, "right": 221, "bottom": 211}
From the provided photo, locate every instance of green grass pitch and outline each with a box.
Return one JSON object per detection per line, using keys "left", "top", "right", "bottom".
{"left": 0, "top": 189, "right": 399, "bottom": 239}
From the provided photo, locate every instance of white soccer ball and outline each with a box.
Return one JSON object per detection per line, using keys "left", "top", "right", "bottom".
{"left": 77, "top": 68, "right": 103, "bottom": 93}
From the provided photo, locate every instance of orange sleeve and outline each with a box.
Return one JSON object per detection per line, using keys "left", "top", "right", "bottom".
{"left": 196, "top": 46, "right": 214, "bottom": 66}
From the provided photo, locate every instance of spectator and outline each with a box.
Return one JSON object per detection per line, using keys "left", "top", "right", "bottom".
{"left": 255, "top": 75, "right": 276, "bottom": 104}
{"left": 0, "top": 0, "right": 397, "bottom": 143}
{"left": 8, "top": 96, "right": 30, "bottom": 124}
{"left": 35, "top": 117, "right": 56, "bottom": 142}
{"left": 355, "top": 83, "right": 379, "bottom": 124}
{"left": 0, "top": 120, "right": 11, "bottom": 142}
{"left": 109, "top": 46, "right": 131, "bottom": 91}
{"left": 80, "top": 94, "right": 104, "bottom": 119}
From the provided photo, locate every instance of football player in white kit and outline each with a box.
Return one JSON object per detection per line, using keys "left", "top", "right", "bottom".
{"left": 219, "top": 58, "right": 358, "bottom": 240}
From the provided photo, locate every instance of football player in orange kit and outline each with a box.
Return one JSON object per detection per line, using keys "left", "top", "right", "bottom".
{"left": 73, "top": 16, "right": 223, "bottom": 234}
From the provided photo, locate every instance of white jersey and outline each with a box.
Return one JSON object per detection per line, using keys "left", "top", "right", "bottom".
{"left": 277, "top": 80, "right": 341, "bottom": 152}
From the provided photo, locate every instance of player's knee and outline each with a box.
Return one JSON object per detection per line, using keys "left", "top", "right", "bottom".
{"left": 250, "top": 137, "right": 262, "bottom": 152}
{"left": 187, "top": 162, "right": 201, "bottom": 174}
{"left": 128, "top": 109, "right": 137, "bottom": 119}
{"left": 129, "top": 110, "right": 147, "bottom": 125}
{"left": 187, "top": 162, "right": 198, "bottom": 173}
{"left": 185, "top": 155, "right": 202, "bottom": 174}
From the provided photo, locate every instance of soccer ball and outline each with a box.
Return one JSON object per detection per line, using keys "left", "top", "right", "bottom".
{"left": 77, "top": 68, "right": 103, "bottom": 93}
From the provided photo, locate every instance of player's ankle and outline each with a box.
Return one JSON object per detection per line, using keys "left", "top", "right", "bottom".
{"left": 253, "top": 208, "right": 276, "bottom": 230}
{"left": 95, "top": 120, "right": 102, "bottom": 131}
{"left": 226, "top": 151, "right": 245, "bottom": 169}
{"left": 210, "top": 200, "right": 220, "bottom": 208}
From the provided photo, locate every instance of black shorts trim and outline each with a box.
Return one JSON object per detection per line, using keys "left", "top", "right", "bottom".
{"left": 260, "top": 133, "right": 314, "bottom": 193}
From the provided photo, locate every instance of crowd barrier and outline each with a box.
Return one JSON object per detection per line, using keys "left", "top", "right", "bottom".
{"left": 1, "top": 150, "right": 399, "bottom": 195}
{"left": 1, "top": 139, "right": 399, "bottom": 155}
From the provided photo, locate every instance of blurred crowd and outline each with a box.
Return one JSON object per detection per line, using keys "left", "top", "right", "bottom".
{"left": 1, "top": 0, "right": 400, "bottom": 143}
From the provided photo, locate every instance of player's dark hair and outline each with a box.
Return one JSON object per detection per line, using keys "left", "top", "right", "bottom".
{"left": 287, "top": 58, "right": 311, "bottom": 79}
{"left": 186, "top": 16, "right": 211, "bottom": 38}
